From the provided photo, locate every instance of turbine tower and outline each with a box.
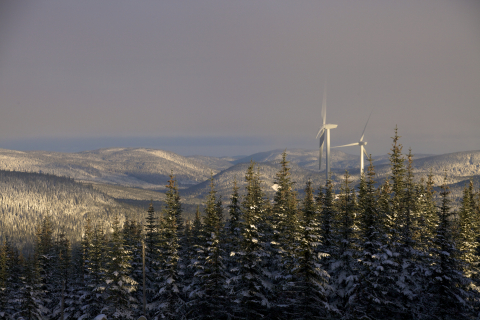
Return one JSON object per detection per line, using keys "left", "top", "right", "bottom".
{"left": 332, "top": 111, "right": 373, "bottom": 176}
{"left": 316, "top": 84, "right": 337, "bottom": 181}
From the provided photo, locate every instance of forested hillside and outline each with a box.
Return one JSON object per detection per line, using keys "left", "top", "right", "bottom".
{"left": 0, "top": 147, "right": 215, "bottom": 190}
{"left": 1, "top": 133, "right": 479, "bottom": 319}
{"left": 183, "top": 160, "right": 324, "bottom": 200}
{"left": 0, "top": 170, "right": 143, "bottom": 253}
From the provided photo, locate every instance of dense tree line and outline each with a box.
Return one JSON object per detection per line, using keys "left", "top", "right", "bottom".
{"left": 1, "top": 131, "right": 480, "bottom": 319}
{"left": 0, "top": 170, "right": 143, "bottom": 253}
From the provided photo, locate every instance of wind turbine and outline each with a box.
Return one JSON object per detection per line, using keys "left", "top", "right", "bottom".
{"left": 332, "top": 110, "right": 373, "bottom": 176}
{"left": 316, "top": 84, "right": 337, "bottom": 181}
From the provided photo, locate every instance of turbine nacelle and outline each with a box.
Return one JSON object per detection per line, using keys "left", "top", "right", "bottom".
{"left": 316, "top": 124, "right": 337, "bottom": 139}
{"left": 324, "top": 124, "right": 338, "bottom": 130}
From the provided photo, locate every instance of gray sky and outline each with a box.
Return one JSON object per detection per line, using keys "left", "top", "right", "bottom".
{"left": 0, "top": 0, "right": 479, "bottom": 157}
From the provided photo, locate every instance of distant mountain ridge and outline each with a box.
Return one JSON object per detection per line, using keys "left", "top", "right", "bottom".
{"left": 0, "top": 147, "right": 478, "bottom": 203}
{"left": 0, "top": 147, "right": 215, "bottom": 190}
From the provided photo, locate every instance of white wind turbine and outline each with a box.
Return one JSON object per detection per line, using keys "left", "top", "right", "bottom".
{"left": 316, "top": 85, "right": 337, "bottom": 181}
{"left": 332, "top": 111, "right": 373, "bottom": 176}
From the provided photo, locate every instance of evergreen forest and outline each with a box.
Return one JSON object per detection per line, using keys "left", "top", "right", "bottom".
{"left": 1, "top": 131, "right": 480, "bottom": 320}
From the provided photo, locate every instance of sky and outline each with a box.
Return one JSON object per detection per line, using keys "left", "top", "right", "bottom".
{"left": 0, "top": 0, "right": 479, "bottom": 157}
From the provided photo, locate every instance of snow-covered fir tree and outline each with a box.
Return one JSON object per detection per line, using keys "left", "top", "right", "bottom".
{"left": 224, "top": 179, "right": 243, "bottom": 273}
{"left": 319, "top": 178, "right": 337, "bottom": 275}
{"left": 123, "top": 218, "right": 144, "bottom": 314}
{"left": 152, "top": 174, "right": 185, "bottom": 319}
{"left": 230, "top": 161, "right": 272, "bottom": 319}
{"left": 348, "top": 160, "right": 399, "bottom": 319}
{"left": 458, "top": 180, "right": 479, "bottom": 279}
{"left": 427, "top": 178, "right": 472, "bottom": 319}
{"left": 144, "top": 202, "right": 162, "bottom": 310}
{"left": 14, "top": 255, "right": 46, "bottom": 320}
{"left": 80, "top": 224, "right": 108, "bottom": 318}
{"left": 289, "top": 180, "right": 333, "bottom": 319}
{"left": 267, "top": 151, "right": 300, "bottom": 317}
{"left": 187, "top": 176, "right": 229, "bottom": 319}
{"left": 0, "top": 241, "right": 9, "bottom": 319}
{"left": 330, "top": 171, "right": 358, "bottom": 316}
{"left": 104, "top": 215, "right": 138, "bottom": 319}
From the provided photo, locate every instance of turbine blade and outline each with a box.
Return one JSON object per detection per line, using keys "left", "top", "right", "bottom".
{"left": 322, "top": 84, "right": 327, "bottom": 125}
{"left": 316, "top": 127, "right": 325, "bottom": 139}
{"left": 319, "top": 147, "right": 323, "bottom": 170}
{"left": 363, "top": 147, "right": 369, "bottom": 158}
{"left": 319, "top": 134, "right": 325, "bottom": 170}
{"left": 360, "top": 109, "right": 374, "bottom": 142}
{"left": 332, "top": 142, "right": 360, "bottom": 148}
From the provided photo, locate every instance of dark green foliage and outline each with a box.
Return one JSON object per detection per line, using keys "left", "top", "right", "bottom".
{"left": 230, "top": 161, "right": 271, "bottom": 319}
{"left": 289, "top": 180, "right": 333, "bottom": 319}
{"left": 4, "top": 129, "right": 480, "bottom": 320}
{"left": 152, "top": 174, "right": 185, "bottom": 319}
{"left": 225, "top": 178, "right": 243, "bottom": 261}
{"left": 416, "top": 171, "right": 438, "bottom": 251}
{"left": 458, "top": 179, "right": 479, "bottom": 279}
{"left": 15, "top": 255, "right": 45, "bottom": 320}
{"left": 188, "top": 177, "right": 229, "bottom": 319}
{"left": 0, "top": 241, "right": 9, "bottom": 319}
{"left": 104, "top": 214, "right": 138, "bottom": 319}
{"left": 427, "top": 179, "right": 471, "bottom": 319}
{"left": 331, "top": 171, "right": 358, "bottom": 315}
{"left": 319, "top": 179, "right": 337, "bottom": 260}
{"left": 349, "top": 159, "right": 400, "bottom": 319}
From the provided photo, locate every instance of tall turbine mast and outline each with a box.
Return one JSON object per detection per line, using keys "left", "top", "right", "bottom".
{"left": 316, "top": 84, "right": 337, "bottom": 181}
{"left": 332, "top": 110, "right": 373, "bottom": 176}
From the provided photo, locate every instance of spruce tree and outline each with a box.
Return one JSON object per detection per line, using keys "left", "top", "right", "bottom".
{"left": 271, "top": 151, "right": 298, "bottom": 256}
{"left": 4, "top": 242, "right": 24, "bottom": 318}
{"left": 319, "top": 179, "right": 337, "bottom": 271}
{"left": 153, "top": 174, "right": 185, "bottom": 319}
{"left": 267, "top": 151, "right": 300, "bottom": 316}
{"left": 14, "top": 255, "right": 45, "bottom": 320}
{"left": 123, "top": 218, "right": 144, "bottom": 317}
{"left": 388, "top": 126, "right": 406, "bottom": 243}
{"left": 458, "top": 179, "right": 479, "bottom": 279}
{"left": 290, "top": 180, "right": 333, "bottom": 319}
{"left": 349, "top": 159, "right": 399, "bottom": 319}
{"left": 231, "top": 161, "right": 271, "bottom": 319}
{"left": 35, "top": 215, "right": 55, "bottom": 317}
{"left": 428, "top": 178, "right": 472, "bottom": 319}
{"left": 396, "top": 149, "right": 423, "bottom": 319}
{"left": 80, "top": 224, "right": 108, "bottom": 318}
{"left": 225, "top": 178, "right": 243, "bottom": 265}
{"left": 415, "top": 171, "right": 438, "bottom": 251}
{"left": 331, "top": 171, "right": 358, "bottom": 315}
{"left": 188, "top": 177, "right": 229, "bottom": 319}
{"left": 104, "top": 215, "right": 138, "bottom": 319}
{"left": 51, "top": 232, "right": 77, "bottom": 319}
{"left": 0, "top": 241, "right": 9, "bottom": 319}
{"left": 144, "top": 202, "right": 161, "bottom": 309}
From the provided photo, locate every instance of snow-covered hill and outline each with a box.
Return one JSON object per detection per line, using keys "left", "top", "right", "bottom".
{"left": 0, "top": 147, "right": 477, "bottom": 205}
{"left": 0, "top": 147, "right": 216, "bottom": 190}
{"left": 0, "top": 170, "right": 143, "bottom": 253}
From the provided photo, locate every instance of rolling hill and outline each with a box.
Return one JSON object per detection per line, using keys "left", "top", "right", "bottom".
{"left": 0, "top": 147, "right": 216, "bottom": 190}
{"left": 0, "top": 170, "right": 144, "bottom": 253}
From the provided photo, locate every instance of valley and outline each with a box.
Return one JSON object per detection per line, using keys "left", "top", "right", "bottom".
{"left": 0, "top": 146, "right": 478, "bottom": 251}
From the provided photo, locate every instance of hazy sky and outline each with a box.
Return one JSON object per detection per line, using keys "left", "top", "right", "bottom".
{"left": 0, "top": 0, "right": 479, "bottom": 156}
